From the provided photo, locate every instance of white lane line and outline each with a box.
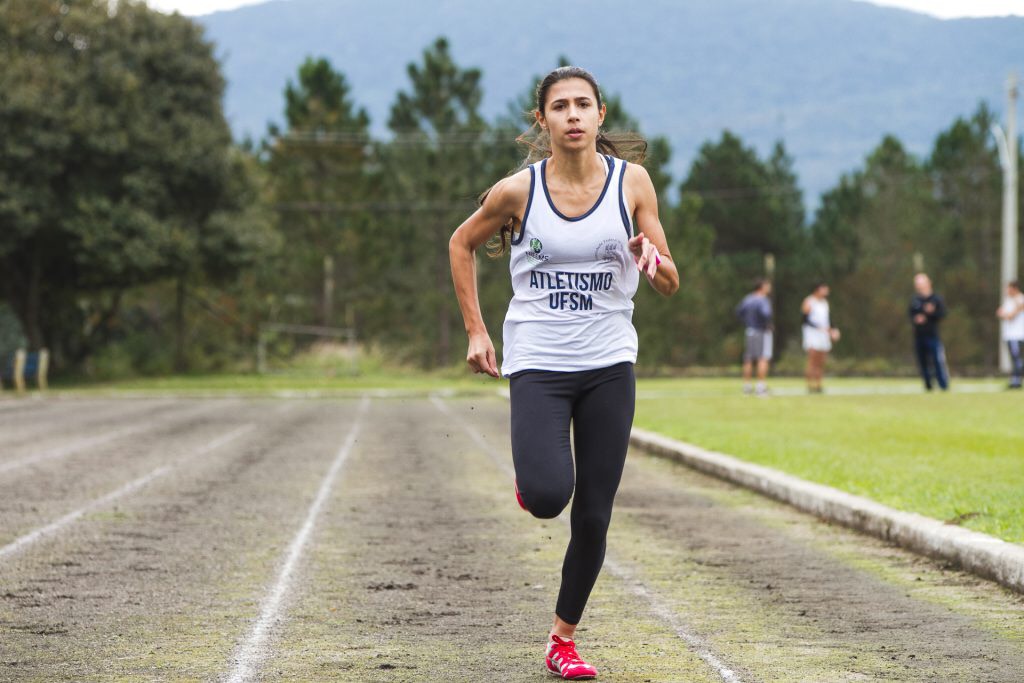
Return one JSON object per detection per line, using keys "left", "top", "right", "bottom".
{"left": 225, "top": 397, "right": 370, "bottom": 683}
{"left": 601, "top": 557, "right": 743, "bottom": 683}
{"left": 0, "top": 424, "right": 156, "bottom": 475}
{"left": 0, "top": 424, "right": 255, "bottom": 560}
{"left": 430, "top": 397, "right": 745, "bottom": 683}
{"left": 0, "top": 402, "right": 228, "bottom": 477}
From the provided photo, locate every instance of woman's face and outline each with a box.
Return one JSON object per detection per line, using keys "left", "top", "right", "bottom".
{"left": 536, "top": 77, "right": 606, "bottom": 151}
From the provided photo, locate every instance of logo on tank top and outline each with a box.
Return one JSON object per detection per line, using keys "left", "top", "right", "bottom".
{"left": 527, "top": 237, "right": 550, "bottom": 263}
{"left": 595, "top": 238, "right": 623, "bottom": 262}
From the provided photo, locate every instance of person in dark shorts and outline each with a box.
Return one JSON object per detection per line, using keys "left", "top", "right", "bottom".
{"left": 909, "top": 273, "right": 949, "bottom": 391}
{"left": 735, "top": 279, "right": 773, "bottom": 396}
{"left": 448, "top": 66, "right": 679, "bottom": 679}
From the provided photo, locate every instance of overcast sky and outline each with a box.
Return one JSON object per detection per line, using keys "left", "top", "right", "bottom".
{"left": 146, "top": 0, "right": 1024, "bottom": 19}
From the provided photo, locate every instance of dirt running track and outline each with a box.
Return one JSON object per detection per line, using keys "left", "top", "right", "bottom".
{"left": 0, "top": 396, "right": 1022, "bottom": 682}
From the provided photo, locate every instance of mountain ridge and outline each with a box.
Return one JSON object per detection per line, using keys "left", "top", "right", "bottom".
{"left": 198, "top": 0, "right": 1024, "bottom": 202}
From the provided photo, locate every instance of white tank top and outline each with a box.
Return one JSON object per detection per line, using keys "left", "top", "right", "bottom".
{"left": 1001, "top": 293, "right": 1024, "bottom": 341}
{"left": 501, "top": 154, "right": 640, "bottom": 376}
{"left": 805, "top": 297, "right": 830, "bottom": 330}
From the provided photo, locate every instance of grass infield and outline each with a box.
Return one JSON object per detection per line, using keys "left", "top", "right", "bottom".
{"left": 44, "top": 370, "right": 497, "bottom": 395}
{"left": 632, "top": 378, "right": 1023, "bottom": 544}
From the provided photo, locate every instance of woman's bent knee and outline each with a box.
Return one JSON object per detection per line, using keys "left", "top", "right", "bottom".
{"left": 521, "top": 484, "right": 572, "bottom": 519}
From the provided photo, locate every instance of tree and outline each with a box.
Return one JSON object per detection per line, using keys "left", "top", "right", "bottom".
{"left": 0, "top": 0, "right": 270, "bottom": 370}
{"left": 263, "top": 56, "right": 371, "bottom": 330}
{"left": 679, "top": 132, "right": 806, "bottom": 357}
{"left": 377, "top": 37, "right": 496, "bottom": 367}
{"left": 810, "top": 136, "right": 943, "bottom": 361}
{"left": 926, "top": 104, "right": 1004, "bottom": 369}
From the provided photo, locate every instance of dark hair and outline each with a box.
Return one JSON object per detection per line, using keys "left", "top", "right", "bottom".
{"left": 524, "top": 66, "right": 645, "bottom": 163}
{"left": 484, "top": 66, "right": 648, "bottom": 257}
{"left": 752, "top": 278, "right": 771, "bottom": 292}
{"left": 1010, "top": 280, "right": 1020, "bottom": 291}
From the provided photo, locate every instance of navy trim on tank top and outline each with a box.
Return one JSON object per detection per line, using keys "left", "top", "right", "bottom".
{"left": 617, "top": 159, "right": 632, "bottom": 237}
{"left": 540, "top": 154, "right": 614, "bottom": 222}
{"left": 511, "top": 165, "right": 535, "bottom": 246}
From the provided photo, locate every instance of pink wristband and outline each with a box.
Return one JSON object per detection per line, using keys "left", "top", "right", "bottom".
{"left": 655, "top": 254, "right": 662, "bottom": 266}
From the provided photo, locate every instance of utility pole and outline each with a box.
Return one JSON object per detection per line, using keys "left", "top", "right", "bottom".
{"left": 992, "top": 72, "right": 1019, "bottom": 373}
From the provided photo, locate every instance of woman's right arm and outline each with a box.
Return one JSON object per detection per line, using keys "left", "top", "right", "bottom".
{"left": 448, "top": 171, "right": 529, "bottom": 377}
{"left": 800, "top": 297, "right": 815, "bottom": 328}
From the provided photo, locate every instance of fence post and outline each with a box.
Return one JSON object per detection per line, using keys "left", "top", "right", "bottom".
{"left": 13, "top": 349, "right": 26, "bottom": 393}
{"left": 38, "top": 349, "right": 49, "bottom": 390}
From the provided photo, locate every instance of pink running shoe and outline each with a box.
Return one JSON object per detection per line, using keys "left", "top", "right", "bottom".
{"left": 545, "top": 634, "right": 597, "bottom": 680}
{"left": 514, "top": 478, "right": 528, "bottom": 511}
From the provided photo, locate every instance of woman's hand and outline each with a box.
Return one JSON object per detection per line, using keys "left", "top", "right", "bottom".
{"left": 628, "top": 232, "right": 661, "bottom": 279}
{"left": 467, "top": 332, "right": 499, "bottom": 378}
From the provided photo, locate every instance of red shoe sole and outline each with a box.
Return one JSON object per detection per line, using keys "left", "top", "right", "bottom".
{"left": 514, "top": 479, "right": 528, "bottom": 511}
{"left": 546, "top": 658, "right": 596, "bottom": 679}
{"left": 546, "top": 663, "right": 596, "bottom": 680}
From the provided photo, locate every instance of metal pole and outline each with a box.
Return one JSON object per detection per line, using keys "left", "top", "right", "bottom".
{"left": 996, "top": 73, "right": 1019, "bottom": 373}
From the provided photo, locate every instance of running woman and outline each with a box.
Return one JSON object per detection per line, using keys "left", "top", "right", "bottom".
{"left": 997, "top": 280, "right": 1024, "bottom": 389}
{"left": 449, "top": 66, "right": 678, "bottom": 680}
{"left": 801, "top": 282, "right": 840, "bottom": 393}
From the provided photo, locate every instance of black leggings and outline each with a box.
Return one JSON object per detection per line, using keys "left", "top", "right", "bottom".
{"left": 509, "top": 361, "right": 635, "bottom": 625}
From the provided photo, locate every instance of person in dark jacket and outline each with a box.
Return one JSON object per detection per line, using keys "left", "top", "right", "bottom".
{"left": 735, "top": 279, "right": 773, "bottom": 395}
{"left": 909, "top": 273, "right": 949, "bottom": 391}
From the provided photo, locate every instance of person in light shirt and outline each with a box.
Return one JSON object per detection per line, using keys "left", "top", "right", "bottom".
{"left": 996, "top": 280, "right": 1024, "bottom": 390}
{"left": 801, "top": 282, "right": 841, "bottom": 393}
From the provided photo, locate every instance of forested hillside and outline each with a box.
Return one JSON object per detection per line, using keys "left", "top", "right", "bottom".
{"left": 201, "top": 0, "right": 1024, "bottom": 200}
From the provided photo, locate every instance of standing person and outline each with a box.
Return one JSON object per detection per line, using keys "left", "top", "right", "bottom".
{"left": 735, "top": 278, "right": 773, "bottom": 396}
{"left": 449, "top": 66, "right": 678, "bottom": 680}
{"left": 997, "top": 280, "right": 1024, "bottom": 389}
{"left": 801, "top": 282, "right": 840, "bottom": 393}
{"left": 909, "top": 273, "right": 949, "bottom": 391}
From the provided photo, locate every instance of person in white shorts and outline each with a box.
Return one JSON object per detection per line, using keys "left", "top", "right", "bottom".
{"left": 802, "top": 282, "right": 840, "bottom": 393}
{"left": 997, "top": 280, "right": 1024, "bottom": 389}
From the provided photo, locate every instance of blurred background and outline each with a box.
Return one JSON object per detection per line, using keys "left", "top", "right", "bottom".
{"left": 2, "top": 0, "right": 1022, "bottom": 384}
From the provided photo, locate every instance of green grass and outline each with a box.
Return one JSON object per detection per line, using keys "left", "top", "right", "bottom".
{"left": 43, "top": 368, "right": 501, "bottom": 396}
{"left": 632, "top": 377, "right": 1024, "bottom": 544}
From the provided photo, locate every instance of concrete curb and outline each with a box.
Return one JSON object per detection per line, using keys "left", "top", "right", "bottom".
{"left": 630, "top": 427, "right": 1024, "bottom": 595}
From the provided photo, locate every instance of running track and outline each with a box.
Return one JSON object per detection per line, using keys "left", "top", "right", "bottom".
{"left": 1, "top": 396, "right": 1022, "bottom": 681}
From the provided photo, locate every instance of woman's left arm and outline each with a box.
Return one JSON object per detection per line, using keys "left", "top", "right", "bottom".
{"left": 626, "top": 164, "right": 679, "bottom": 297}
